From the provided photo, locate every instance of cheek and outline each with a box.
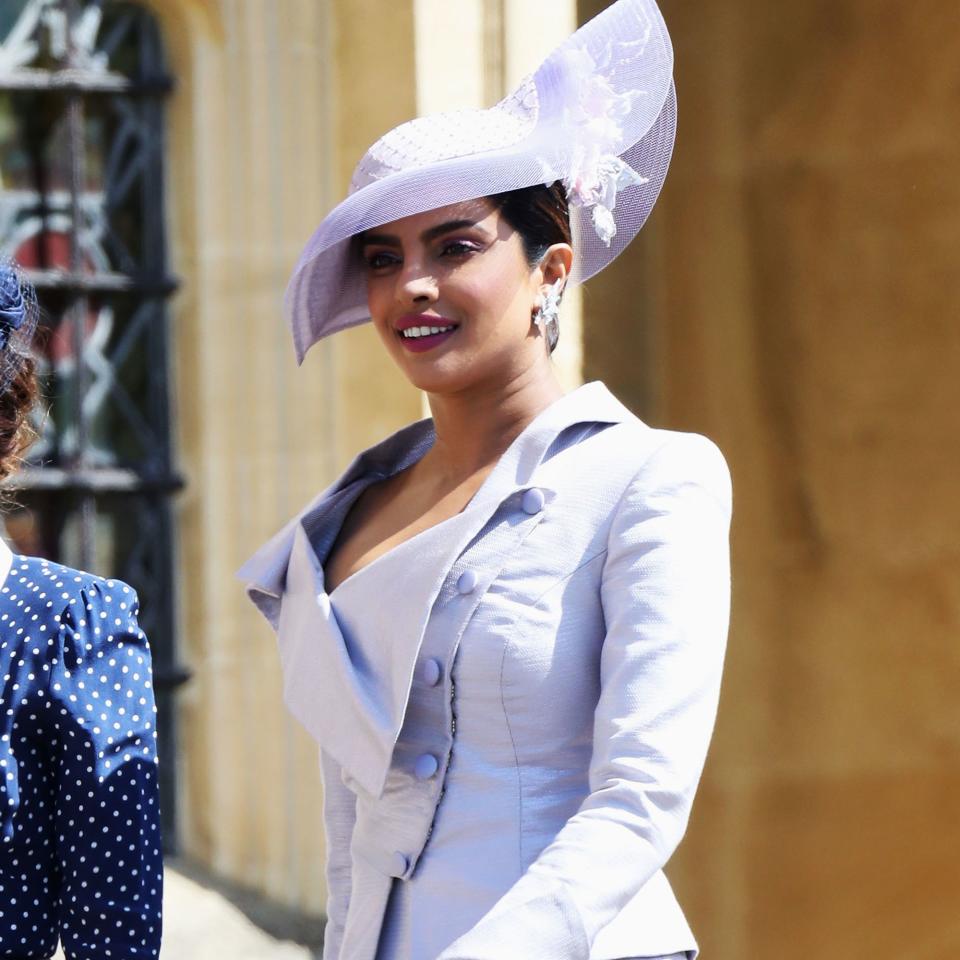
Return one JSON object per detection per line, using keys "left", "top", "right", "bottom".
{"left": 365, "top": 275, "right": 391, "bottom": 321}
{"left": 364, "top": 281, "right": 400, "bottom": 351}
{"left": 480, "top": 279, "right": 536, "bottom": 342}
{"left": 455, "top": 260, "right": 534, "bottom": 331}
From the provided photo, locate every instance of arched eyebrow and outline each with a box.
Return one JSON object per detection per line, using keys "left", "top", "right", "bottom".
{"left": 359, "top": 218, "right": 482, "bottom": 249}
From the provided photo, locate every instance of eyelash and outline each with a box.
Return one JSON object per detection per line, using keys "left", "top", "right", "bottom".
{"left": 365, "top": 251, "right": 400, "bottom": 270}
{"left": 440, "top": 240, "right": 478, "bottom": 258}
{"left": 363, "top": 239, "right": 480, "bottom": 270}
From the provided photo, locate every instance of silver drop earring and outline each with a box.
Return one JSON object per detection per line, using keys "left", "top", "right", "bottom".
{"left": 533, "top": 280, "right": 564, "bottom": 351}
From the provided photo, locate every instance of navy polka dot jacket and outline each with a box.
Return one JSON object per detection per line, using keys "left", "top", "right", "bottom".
{"left": 0, "top": 555, "right": 162, "bottom": 958}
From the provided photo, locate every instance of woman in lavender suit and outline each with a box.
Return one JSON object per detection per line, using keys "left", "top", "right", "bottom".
{"left": 240, "top": 3, "right": 731, "bottom": 958}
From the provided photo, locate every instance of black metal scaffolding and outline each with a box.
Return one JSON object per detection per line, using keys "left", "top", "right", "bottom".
{"left": 0, "top": 0, "right": 186, "bottom": 847}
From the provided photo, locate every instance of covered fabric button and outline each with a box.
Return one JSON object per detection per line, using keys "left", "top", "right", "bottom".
{"left": 389, "top": 852, "right": 409, "bottom": 878}
{"left": 456, "top": 569, "right": 478, "bottom": 594}
{"left": 414, "top": 753, "right": 439, "bottom": 780}
{"left": 522, "top": 487, "right": 546, "bottom": 514}
{"left": 422, "top": 658, "right": 442, "bottom": 687}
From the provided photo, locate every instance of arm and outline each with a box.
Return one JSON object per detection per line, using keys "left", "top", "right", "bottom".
{"left": 320, "top": 748, "right": 357, "bottom": 960}
{"left": 49, "top": 579, "right": 163, "bottom": 960}
{"left": 438, "top": 433, "right": 732, "bottom": 959}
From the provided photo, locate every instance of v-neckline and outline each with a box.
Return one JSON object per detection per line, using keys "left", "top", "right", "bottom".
{"left": 326, "top": 502, "right": 472, "bottom": 604}
{"left": 321, "top": 389, "right": 579, "bottom": 599}
{"left": 324, "top": 475, "right": 482, "bottom": 601}
{"left": 321, "top": 427, "right": 500, "bottom": 601}
{"left": 253, "top": 382, "right": 632, "bottom": 608}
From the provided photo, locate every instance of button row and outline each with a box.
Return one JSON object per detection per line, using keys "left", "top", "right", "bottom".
{"left": 457, "top": 569, "right": 478, "bottom": 594}
{"left": 413, "top": 753, "right": 439, "bottom": 780}
{"left": 451, "top": 489, "right": 544, "bottom": 600}
{"left": 522, "top": 486, "right": 545, "bottom": 515}
{"left": 389, "top": 486, "right": 549, "bottom": 890}
{"left": 422, "top": 657, "right": 442, "bottom": 686}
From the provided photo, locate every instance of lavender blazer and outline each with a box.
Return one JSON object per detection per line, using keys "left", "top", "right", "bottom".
{"left": 238, "top": 382, "right": 731, "bottom": 960}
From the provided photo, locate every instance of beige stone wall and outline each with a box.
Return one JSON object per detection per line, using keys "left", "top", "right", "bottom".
{"left": 159, "top": 0, "right": 335, "bottom": 913}
{"left": 159, "top": 0, "right": 580, "bottom": 915}
{"left": 582, "top": 1, "right": 960, "bottom": 956}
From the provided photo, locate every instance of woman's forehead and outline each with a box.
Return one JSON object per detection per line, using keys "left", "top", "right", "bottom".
{"left": 367, "top": 197, "right": 498, "bottom": 239}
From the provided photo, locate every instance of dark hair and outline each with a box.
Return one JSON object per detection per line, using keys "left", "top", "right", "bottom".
{"left": 0, "top": 354, "right": 38, "bottom": 484}
{"left": 491, "top": 182, "right": 571, "bottom": 351}
{"left": 492, "top": 181, "right": 572, "bottom": 267}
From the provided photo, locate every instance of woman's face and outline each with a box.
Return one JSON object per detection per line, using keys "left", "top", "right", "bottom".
{"left": 359, "top": 198, "right": 566, "bottom": 395}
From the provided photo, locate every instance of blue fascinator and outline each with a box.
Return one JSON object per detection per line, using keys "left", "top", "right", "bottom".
{"left": 0, "top": 260, "right": 39, "bottom": 391}
{"left": 0, "top": 267, "right": 28, "bottom": 349}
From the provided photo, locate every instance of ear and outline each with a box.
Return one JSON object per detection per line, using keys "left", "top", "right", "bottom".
{"left": 537, "top": 243, "right": 574, "bottom": 293}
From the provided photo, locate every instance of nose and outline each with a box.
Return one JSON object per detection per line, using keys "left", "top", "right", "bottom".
{"left": 397, "top": 260, "right": 438, "bottom": 306}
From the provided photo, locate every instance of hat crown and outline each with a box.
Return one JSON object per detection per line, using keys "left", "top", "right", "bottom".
{"left": 350, "top": 77, "right": 540, "bottom": 193}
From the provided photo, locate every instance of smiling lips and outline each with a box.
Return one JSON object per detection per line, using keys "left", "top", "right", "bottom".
{"left": 395, "top": 315, "right": 459, "bottom": 353}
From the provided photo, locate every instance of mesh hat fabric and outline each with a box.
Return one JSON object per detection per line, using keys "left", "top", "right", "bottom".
{"left": 286, "top": 0, "right": 676, "bottom": 362}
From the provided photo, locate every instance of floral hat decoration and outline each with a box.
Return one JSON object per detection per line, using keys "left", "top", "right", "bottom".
{"left": 0, "top": 260, "right": 38, "bottom": 392}
{"left": 286, "top": 0, "right": 676, "bottom": 362}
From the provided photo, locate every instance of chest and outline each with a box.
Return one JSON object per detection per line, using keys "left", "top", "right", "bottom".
{"left": 323, "top": 467, "right": 492, "bottom": 593}
{"left": 452, "top": 493, "right": 611, "bottom": 708}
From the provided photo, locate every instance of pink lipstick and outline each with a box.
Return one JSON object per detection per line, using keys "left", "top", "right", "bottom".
{"left": 395, "top": 314, "right": 459, "bottom": 353}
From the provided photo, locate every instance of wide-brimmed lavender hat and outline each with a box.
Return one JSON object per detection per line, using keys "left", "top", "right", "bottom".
{"left": 287, "top": 0, "right": 675, "bottom": 362}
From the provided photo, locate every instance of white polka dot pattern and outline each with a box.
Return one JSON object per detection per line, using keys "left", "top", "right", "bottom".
{"left": 0, "top": 556, "right": 162, "bottom": 958}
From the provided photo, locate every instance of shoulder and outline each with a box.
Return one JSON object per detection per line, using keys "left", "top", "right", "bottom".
{"left": 543, "top": 418, "right": 730, "bottom": 508}
{"left": 604, "top": 429, "right": 733, "bottom": 547}
{"left": 633, "top": 428, "right": 731, "bottom": 496}
{"left": 5, "top": 553, "right": 138, "bottom": 601}
{"left": 0, "top": 557, "right": 145, "bottom": 686}
{"left": 592, "top": 409, "right": 728, "bottom": 480}
{"left": 2, "top": 554, "right": 139, "bottom": 632}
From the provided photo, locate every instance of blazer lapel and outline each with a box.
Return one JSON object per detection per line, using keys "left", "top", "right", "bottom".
{"left": 278, "top": 521, "right": 398, "bottom": 794}
{"left": 238, "top": 382, "right": 633, "bottom": 798}
{"left": 323, "top": 500, "right": 499, "bottom": 796}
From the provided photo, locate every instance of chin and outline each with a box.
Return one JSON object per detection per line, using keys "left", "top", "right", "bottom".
{"left": 400, "top": 362, "right": 469, "bottom": 396}
{"left": 393, "top": 349, "right": 484, "bottom": 396}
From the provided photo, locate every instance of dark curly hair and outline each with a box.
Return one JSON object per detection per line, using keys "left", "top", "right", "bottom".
{"left": 0, "top": 353, "right": 38, "bottom": 484}
{"left": 491, "top": 182, "right": 572, "bottom": 351}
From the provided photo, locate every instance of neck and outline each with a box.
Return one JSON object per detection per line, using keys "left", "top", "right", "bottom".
{"left": 0, "top": 538, "right": 12, "bottom": 591}
{"left": 423, "top": 365, "right": 565, "bottom": 480}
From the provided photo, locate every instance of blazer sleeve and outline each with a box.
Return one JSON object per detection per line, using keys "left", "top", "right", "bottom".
{"left": 436, "top": 433, "right": 732, "bottom": 960}
{"left": 320, "top": 748, "right": 358, "bottom": 960}
{"left": 49, "top": 579, "right": 164, "bottom": 959}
